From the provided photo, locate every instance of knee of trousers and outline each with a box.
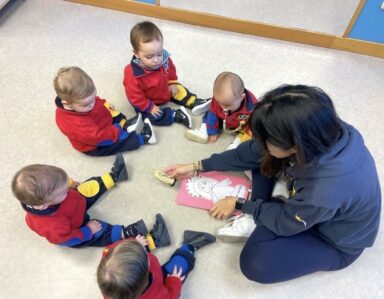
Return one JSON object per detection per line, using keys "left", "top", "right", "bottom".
{"left": 239, "top": 245, "right": 275, "bottom": 284}
{"left": 170, "top": 248, "right": 196, "bottom": 271}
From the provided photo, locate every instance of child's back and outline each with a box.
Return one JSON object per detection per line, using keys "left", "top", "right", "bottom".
{"left": 11, "top": 158, "right": 154, "bottom": 248}
{"left": 54, "top": 66, "right": 156, "bottom": 156}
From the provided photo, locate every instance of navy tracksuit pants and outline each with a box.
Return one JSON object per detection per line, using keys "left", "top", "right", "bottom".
{"left": 240, "top": 169, "right": 362, "bottom": 283}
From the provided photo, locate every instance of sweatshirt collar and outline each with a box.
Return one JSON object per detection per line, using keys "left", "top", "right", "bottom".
{"left": 21, "top": 203, "right": 60, "bottom": 215}
{"left": 131, "top": 49, "right": 171, "bottom": 77}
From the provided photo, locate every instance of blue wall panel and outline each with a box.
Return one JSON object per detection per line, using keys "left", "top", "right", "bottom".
{"left": 349, "top": 0, "right": 384, "bottom": 43}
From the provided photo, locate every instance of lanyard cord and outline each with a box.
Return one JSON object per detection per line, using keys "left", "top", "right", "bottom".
{"left": 222, "top": 109, "right": 245, "bottom": 133}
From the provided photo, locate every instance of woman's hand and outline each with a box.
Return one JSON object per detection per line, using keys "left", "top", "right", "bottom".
{"left": 209, "top": 196, "right": 237, "bottom": 219}
{"left": 163, "top": 163, "right": 194, "bottom": 180}
{"left": 168, "top": 84, "right": 179, "bottom": 97}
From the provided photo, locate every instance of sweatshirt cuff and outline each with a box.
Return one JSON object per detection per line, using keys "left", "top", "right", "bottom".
{"left": 207, "top": 127, "right": 220, "bottom": 136}
{"left": 145, "top": 101, "right": 154, "bottom": 114}
{"left": 80, "top": 226, "right": 93, "bottom": 241}
{"left": 243, "top": 199, "right": 263, "bottom": 224}
{"left": 200, "top": 159, "right": 212, "bottom": 172}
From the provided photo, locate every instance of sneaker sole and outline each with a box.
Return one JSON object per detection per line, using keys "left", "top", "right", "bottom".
{"left": 155, "top": 214, "right": 171, "bottom": 246}
{"left": 184, "top": 230, "right": 216, "bottom": 245}
{"left": 136, "top": 219, "right": 148, "bottom": 236}
{"left": 114, "top": 153, "right": 128, "bottom": 181}
{"left": 216, "top": 234, "right": 249, "bottom": 243}
{"left": 127, "top": 113, "right": 143, "bottom": 133}
{"left": 144, "top": 118, "right": 157, "bottom": 144}
{"left": 191, "top": 100, "right": 211, "bottom": 116}
{"left": 180, "top": 106, "right": 193, "bottom": 129}
{"left": 184, "top": 130, "right": 208, "bottom": 144}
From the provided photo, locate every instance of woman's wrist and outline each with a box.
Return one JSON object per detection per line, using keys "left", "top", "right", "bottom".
{"left": 235, "top": 197, "right": 245, "bottom": 211}
{"left": 192, "top": 161, "right": 199, "bottom": 176}
{"left": 198, "top": 160, "right": 204, "bottom": 172}
{"left": 192, "top": 160, "right": 204, "bottom": 176}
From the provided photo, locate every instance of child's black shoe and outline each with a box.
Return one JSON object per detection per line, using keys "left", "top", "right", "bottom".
{"left": 110, "top": 153, "right": 128, "bottom": 183}
{"left": 191, "top": 98, "right": 212, "bottom": 116}
{"left": 149, "top": 214, "right": 171, "bottom": 248}
{"left": 125, "top": 113, "right": 143, "bottom": 133}
{"left": 173, "top": 106, "right": 192, "bottom": 129}
{"left": 141, "top": 118, "right": 157, "bottom": 144}
{"left": 183, "top": 230, "right": 216, "bottom": 251}
{"left": 123, "top": 219, "right": 148, "bottom": 238}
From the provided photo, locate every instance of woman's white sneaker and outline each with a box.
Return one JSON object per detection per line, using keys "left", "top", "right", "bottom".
{"left": 216, "top": 213, "right": 256, "bottom": 242}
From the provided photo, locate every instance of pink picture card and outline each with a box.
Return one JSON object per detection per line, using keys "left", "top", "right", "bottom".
{"left": 176, "top": 171, "right": 251, "bottom": 211}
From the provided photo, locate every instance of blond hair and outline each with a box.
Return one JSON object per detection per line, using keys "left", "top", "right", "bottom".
{"left": 130, "top": 21, "right": 163, "bottom": 52}
{"left": 213, "top": 72, "right": 245, "bottom": 98}
{"left": 53, "top": 66, "right": 96, "bottom": 104}
{"left": 11, "top": 165, "right": 68, "bottom": 206}
{"left": 97, "top": 240, "right": 149, "bottom": 299}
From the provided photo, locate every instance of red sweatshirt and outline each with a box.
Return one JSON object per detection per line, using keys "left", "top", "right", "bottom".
{"left": 24, "top": 190, "right": 92, "bottom": 245}
{"left": 55, "top": 97, "right": 123, "bottom": 152}
{"left": 123, "top": 56, "right": 178, "bottom": 113}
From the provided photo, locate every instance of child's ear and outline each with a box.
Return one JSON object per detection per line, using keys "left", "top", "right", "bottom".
{"left": 61, "top": 100, "right": 73, "bottom": 110}
{"left": 241, "top": 92, "right": 246, "bottom": 100}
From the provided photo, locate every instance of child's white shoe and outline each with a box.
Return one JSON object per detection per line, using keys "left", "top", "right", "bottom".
{"left": 185, "top": 123, "right": 208, "bottom": 144}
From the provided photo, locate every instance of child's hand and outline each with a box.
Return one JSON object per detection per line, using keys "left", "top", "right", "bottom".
{"left": 135, "top": 235, "right": 148, "bottom": 247}
{"left": 87, "top": 220, "right": 102, "bottom": 234}
{"left": 167, "top": 266, "right": 185, "bottom": 281}
{"left": 150, "top": 105, "right": 162, "bottom": 117}
{"left": 168, "top": 84, "right": 179, "bottom": 97}
{"left": 209, "top": 134, "right": 219, "bottom": 143}
{"left": 71, "top": 181, "right": 80, "bottom": 189}
{"left": 68, "top": 178, "right": 80, "bottom": 189}
{"left": 163, "top": 163, "right": 194, "bottom": 180}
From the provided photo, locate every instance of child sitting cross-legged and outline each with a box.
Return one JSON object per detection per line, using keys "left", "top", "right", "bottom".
{"left": 54, "top": 66, "right": 156, "bottom": 157}
{"left": 124, "top": 21, "right": 211, "bottom": 129}
{"left": 185, "top": 71, "right": 258, "bottom": 150}
{"left": 11, "top": 154, "right": 169, "bottom": 249}
{"left": 97, "top": 229, "right": 216, "bottom": 299}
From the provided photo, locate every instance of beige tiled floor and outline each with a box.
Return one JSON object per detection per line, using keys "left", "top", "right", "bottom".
{"left": 0, "top": 1, "right": 383, "bottom": 298}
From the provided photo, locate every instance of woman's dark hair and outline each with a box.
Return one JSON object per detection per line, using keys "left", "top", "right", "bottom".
{"left": 249, "top": 85, "right": 342, "bottom": 176}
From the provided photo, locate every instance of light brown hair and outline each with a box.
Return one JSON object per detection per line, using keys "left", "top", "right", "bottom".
{"left": 130, "top": 21, "right": 163, "bottom": 52}
{"left": 11, "top": 165, "right": 68, "bottom": 206}
{"left": 53, "top": 66, "right": 96, "bottom": 104}
{"left": 97, "top": 240, "right": 149, "bottom": 299}
{"left": 213, "top": 71, "right": 245, "bottom": 98}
